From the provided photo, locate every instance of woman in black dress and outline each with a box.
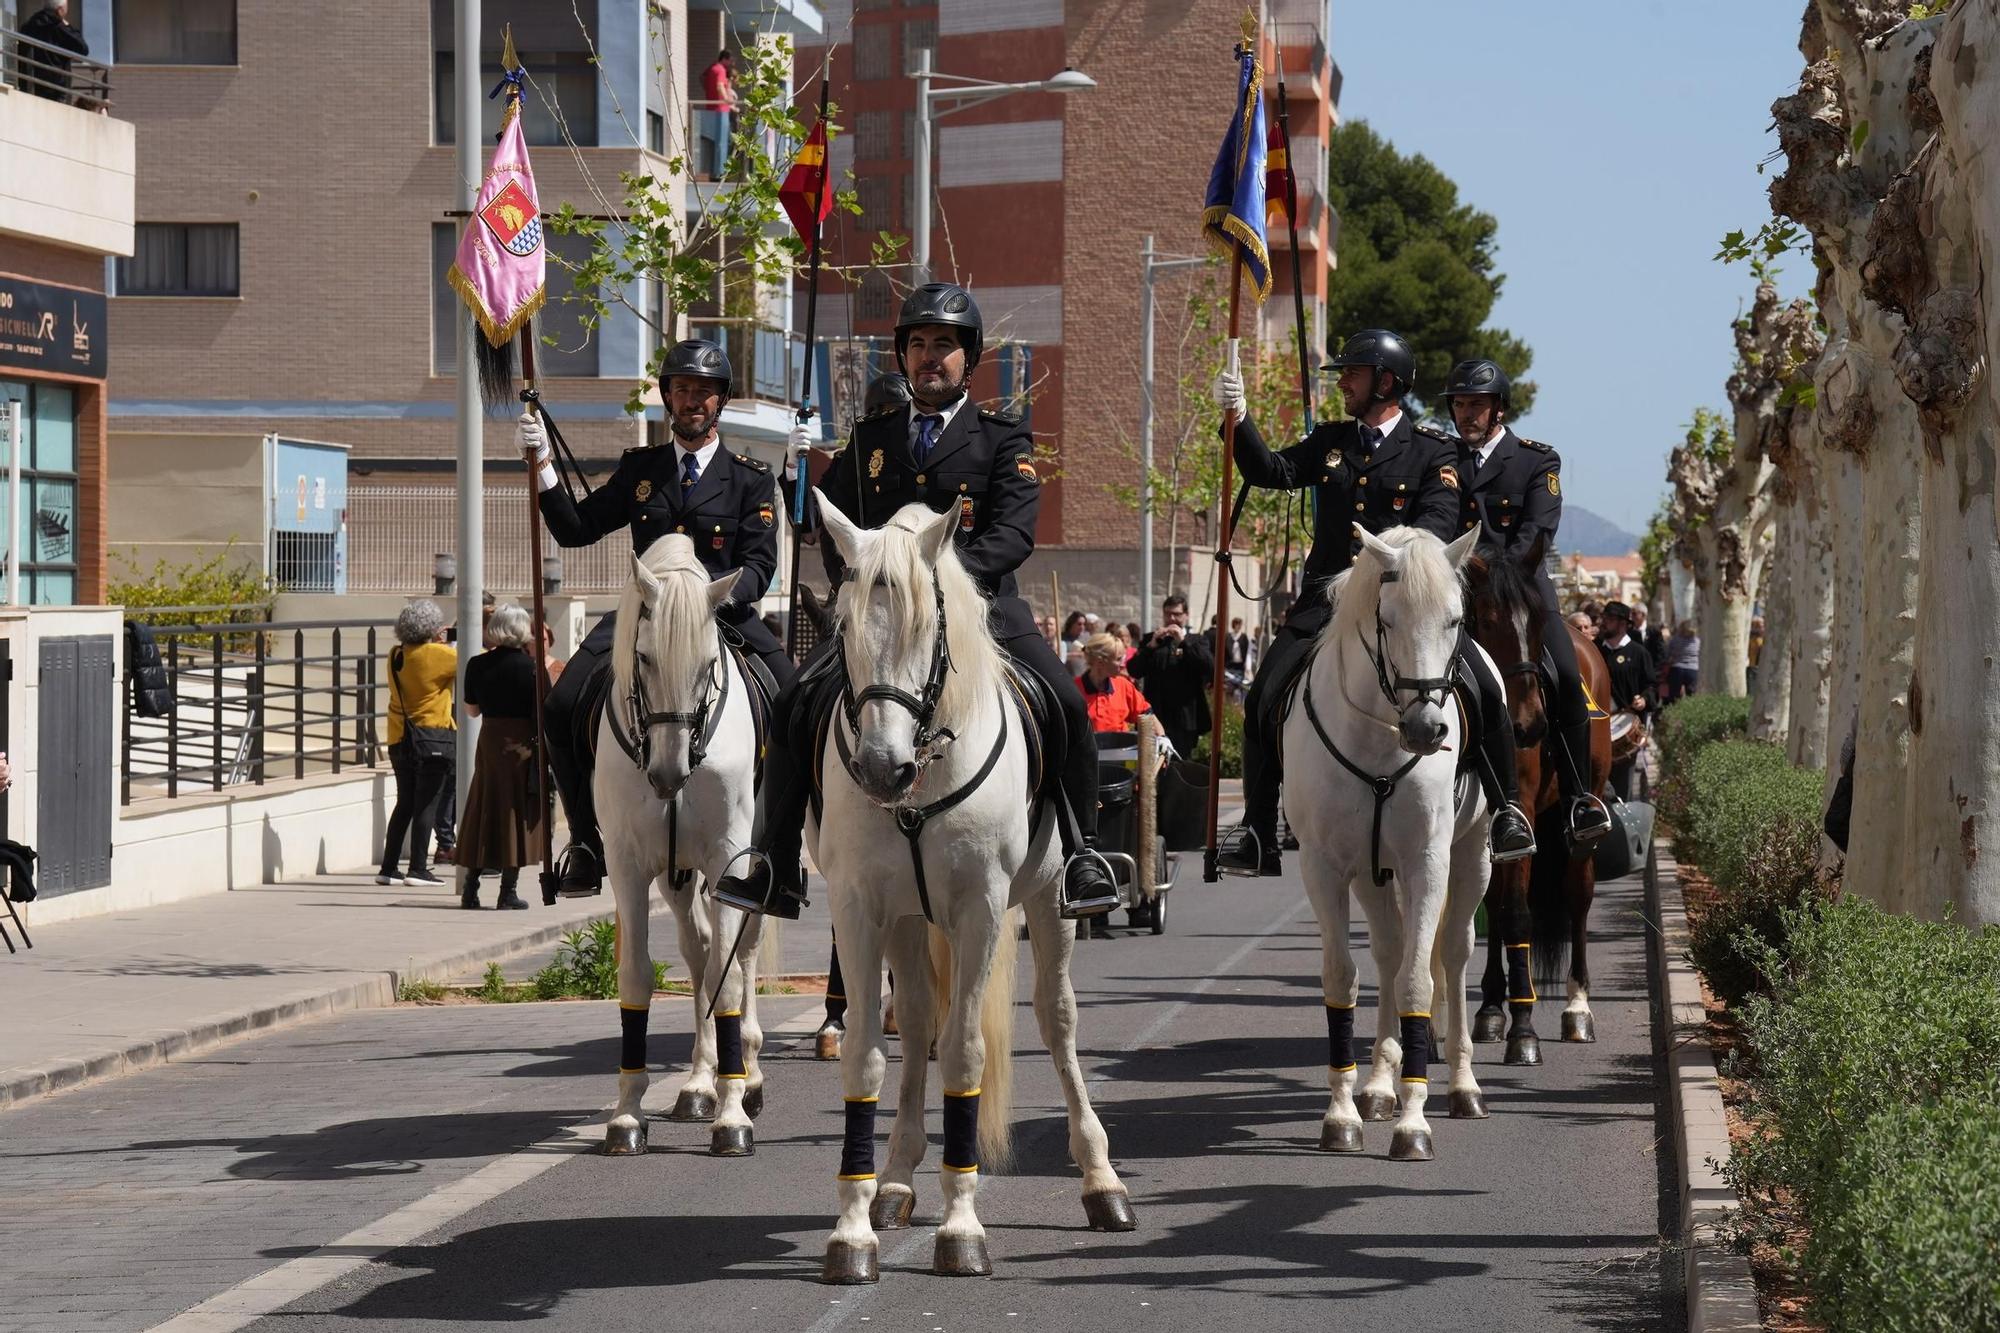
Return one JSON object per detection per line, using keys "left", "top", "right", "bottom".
{"left": 455, "top": 605, "right": 547, "bottom": 909}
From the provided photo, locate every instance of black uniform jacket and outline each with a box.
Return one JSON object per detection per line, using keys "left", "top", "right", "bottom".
{"left": 1232, "top": 411, "right": 1462, "bottom": 626}
{"left": 1596, "top": 635, "right": 1658, "bottom": 716}
{"left": 540, "top": 440, "right": 783, "bottom": 656}
{"left": 807, "top": 399, "right": 1042, "bottom": 642}
{"left": 1456, "top": 427, "right": 1562, "bottom": 569}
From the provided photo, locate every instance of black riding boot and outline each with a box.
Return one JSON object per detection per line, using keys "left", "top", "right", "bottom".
{"left": 712, "top": 741, "right": 810, "bottom": 920}
{"left": 546, "top": 747, "right": 604, "bottom": 900}
{"left": 1222, "top": 718, "right": 1284, "bottom": 875}
{"left": 1467, "top": 658, "right": 1536, "bottom": 863}
{"left": 1557, "top": 718, "right": 1613, "bottom": 846}
{"left": 1057, "top": 782, "right": 1121, "bottom": 921}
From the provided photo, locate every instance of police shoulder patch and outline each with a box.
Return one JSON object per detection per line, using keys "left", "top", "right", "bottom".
{"left": 1015, "top": 456, "right": 1038, "bottom": 481}
{"left": 979, "top": 407, "right": 1022, "bottom": 427}
{"left": 1517, "top": 435, "right": 1552, "bottom": 452}
{"left": 1413, "top": 422, "right": 1454, "bottom": 443}
{"left": 1547, "top": 471, "right": 1561, "bottom": 497}
{"left": 861, "top": 403, "right": 904, "bottom": 422}
{"left": 1438, "top": 463, "right": 1461, "bottom": 491}
{"left": 733, "top": 452, "right": 770, "bottom": 473}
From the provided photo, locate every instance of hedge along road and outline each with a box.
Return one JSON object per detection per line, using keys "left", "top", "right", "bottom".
{"left": 179, "top": 863, "right": 1673, "bottom": 1333}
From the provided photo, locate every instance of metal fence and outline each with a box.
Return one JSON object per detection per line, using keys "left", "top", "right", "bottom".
{"left": 121, "top": 615, "right": 394, "bottom": 804}
{"left": 346, "top": 485, "right": 629, "bottom": 594}
{"left": 0, "top": 19, "right": 112, "bottom": 106}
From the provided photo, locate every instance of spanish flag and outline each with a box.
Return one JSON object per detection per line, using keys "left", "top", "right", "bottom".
{"left": 1265, "top": 119, "right": 1292, "bottom": 227}
{"left": 1201, "top": 44, "right": 1272, "bottom": 302}
{"left": 778, "top": 119, "right": 833, "bottom": 246}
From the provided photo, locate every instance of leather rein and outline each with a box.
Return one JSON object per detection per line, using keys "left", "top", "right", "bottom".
{"left": 608, "top": 599, "right": 730, "bottom": 892}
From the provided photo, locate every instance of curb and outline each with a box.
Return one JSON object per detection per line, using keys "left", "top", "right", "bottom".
{"left": 1647, "top": 841, "right": 1762, "bottom": 1333}
{"left": 0, "top": 906, "right": 619, "bottom": 1111}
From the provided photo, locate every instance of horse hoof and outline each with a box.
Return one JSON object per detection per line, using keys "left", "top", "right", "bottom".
{"left": 822, "top": 1241, "right": 879, "bottom": 1285}
{"left": 602, "top": 1119, "right": 647, "bottom": 1155}
{"left": 1504, "top": 1034, "right": 1542, "bottom": 1067}
{"left": 1471, "top": 1006, "right": 1506, "bottom": 1043}
{"left": 932, "top": 1234, "right": 992, "bottom": 1277}
{"left": 742, "top": 1085, "right": 765, "bottom": 1120}
{"left": 1319, "top": 1121, "right": 1364, "bottom": 1153}
{"left": 1449, "top": 1090, "right": 1489, "bottom": 1120}
{"left": 1562, "top": 1011, "right": 1596, "bottom": 1043}
{"left": 1083, "top": 1189, "right": 1137, "bottom": 1232}
{"left": 1354, "top": 1090, "right": 1398, "bottom": 1122}
{"left": 670, "top": 1088, "right": 718, "bottom": 1122}
{"left": 870, "top": 1185, "right": 915, "bottom": 1230}
{"left": 883, "top": 1004, "right": 899, "bottom": 1037}
{"left": 710, "top": 1124, "right": 754, "bottom": 1157}
{"left": 1390, "top": 1127, "right": 1435, "bottom": 1162}
{"left": 815, "top": 1030, "right": 842, "bottom": 1061}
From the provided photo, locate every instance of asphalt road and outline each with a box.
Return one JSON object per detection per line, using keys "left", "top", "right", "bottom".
{"left": 2, "top": 865, "right": 1676, "bottom": 1333}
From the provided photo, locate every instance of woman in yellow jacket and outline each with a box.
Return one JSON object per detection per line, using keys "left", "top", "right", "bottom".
{"left": 378, "top": 599, "right": 457, "bottom": 887}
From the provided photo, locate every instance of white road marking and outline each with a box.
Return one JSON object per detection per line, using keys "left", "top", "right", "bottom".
{"left": 147, "top": 1000, "right": 830, "bottom": 1333}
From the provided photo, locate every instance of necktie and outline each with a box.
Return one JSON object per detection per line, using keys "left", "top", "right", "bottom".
{"left": 681, "top": 451, "right": 700, "bottom": 492}
{"left": 1360, "top": 425, "right": 1379, "bottom": 453}
{"left": 915, "top": 414, "right": 943, "bottom": 464}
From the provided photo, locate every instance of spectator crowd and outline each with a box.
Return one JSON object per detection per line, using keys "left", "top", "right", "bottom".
{"left": 1038, "top": 597, "right": 1264, "bottom": 752}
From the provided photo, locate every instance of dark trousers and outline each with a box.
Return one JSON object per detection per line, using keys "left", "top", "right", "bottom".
{"left": 382, "top": 741, "right": 451, "bottom": 876}
{"left": 1537, "top": 577, "right": 1586, "bottom": 731}
{"left": 544, "top": 610, "right": 795, "bottom": 860}
{"left": 1240, "top": 617, "right": 1519, "bottom": 839}
{"left": 435, "top": 756, "right": 458, "bottom": 854}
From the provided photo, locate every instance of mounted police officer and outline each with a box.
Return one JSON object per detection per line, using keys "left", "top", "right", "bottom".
{"left": 517, "top": 338, "right": 794, "bottom": 897}
{"left": 1211, "top": 329, "right": 1538, "bottom": 875}
{"left": 1441, "top": 358, "right": 1612, "bottom": 846}
{"left": 713, "top": 282, "right": 1122, "bottom": 921}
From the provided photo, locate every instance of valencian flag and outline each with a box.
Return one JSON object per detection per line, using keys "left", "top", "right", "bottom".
{"left": 448, "top": 47, "right": 546, "bottom": 394}
{"left": 1265, "top": 118, "right": 1292, "bottom": 227}
{"left": 778, "top": 119, "right": 834, "bottom": 245}
{"left": 1202, "top": 43, "right": 1271, "bottom": 301}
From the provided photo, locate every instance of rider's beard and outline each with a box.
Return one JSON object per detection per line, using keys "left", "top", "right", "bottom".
{"left": 671, "top": 406, "right": 719, "bottom": 442}
{"left": 911, "top": 366, "right": 964, "bottom": 407}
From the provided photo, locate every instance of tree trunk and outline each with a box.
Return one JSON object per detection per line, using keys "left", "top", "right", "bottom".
{"left": 1749, "top": 498, "right": 1795, "bottom": 744}
{"left": 1866, "top": 7, "right": 2000, "bottom": 928}
{"left": 1781, "top": 409, "right": 1837, "bottom": 771}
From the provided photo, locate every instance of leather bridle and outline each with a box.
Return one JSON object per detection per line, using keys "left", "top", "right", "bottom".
{"left": 1357, "top": 568, "right": 1461, "bottom": 713}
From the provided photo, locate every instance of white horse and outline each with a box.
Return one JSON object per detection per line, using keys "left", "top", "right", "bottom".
{"left": 1285, "top": 525, "right": 1492, "bottom": 1161}
{"left": 808, "top": 493, "right": 1135, "bottom": 1284}
{"left": 598, "top": 535, "right": 773, "bottom": 1158}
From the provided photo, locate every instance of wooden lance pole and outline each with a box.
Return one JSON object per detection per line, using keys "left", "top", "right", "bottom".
{"left": 1203, "top": 256, "right": 1244, "bottom": 883}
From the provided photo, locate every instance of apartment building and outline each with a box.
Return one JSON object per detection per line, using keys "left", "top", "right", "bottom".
{"left": 796, "top": 0, "right": 1337, "bottom": 622}
{"left": 94, "top": 0, "right": 822, "bottom": 594}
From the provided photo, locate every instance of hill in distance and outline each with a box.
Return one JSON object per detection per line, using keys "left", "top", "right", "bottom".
{"left": 1561, "top": 504, "right": 1640, "bottom": 557}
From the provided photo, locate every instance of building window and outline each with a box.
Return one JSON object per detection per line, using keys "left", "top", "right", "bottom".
{"left": 901, "top": 19, "right": 935, "bottom": 74}
{"left": 433, "top": 223, "right": 601, "bottom": 377}
{"left": 856, "top": 271, "right": 892, "bottom": 322}
{"left": 856, "top": 178, "right": 891, "bottom": 234}
{"left": 114, "top": 0, "right": 238, "bottom": 65}
{"left": 116, "top": 224, "right": 240, "bottom": 297}
{"left": 647, "top": 278, "right": 666, "bottom": 361}
{"left": 0, "top": 380, "right": 80, "bottom": 606}
{"left": 435, "top": 51, "right": 598, "bottom": 147}
{"left": 854, "top": 110, "right": 892, "bottom": 161}
{"left": 647, "top": 109, "right": 666, "bottom": 155}
{"left": 853, "top": 24, "right": 892, "bottom": 81}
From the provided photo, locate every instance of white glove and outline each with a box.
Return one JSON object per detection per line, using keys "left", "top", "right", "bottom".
{"left": 517, "top": 412, "right": 550, "bottom": 466}
{"left": 781, "top": 422, "right": 815, "bottom": 480}
{"left": 1213, "top": 370, "right": 1246, "bottom": 417}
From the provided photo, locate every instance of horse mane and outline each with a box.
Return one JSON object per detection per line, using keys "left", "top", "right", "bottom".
{"left": 842, "top": 506, "right": 1005, "bottom": 729}
{"left": 613, "top": 534, "right": 717, "bottom": 707}
{"left": 1466, "top": 549, "right": 1546, "bottom": 653}
{"left": 1328, "top": 526, "right": 1463, "bottom": 645}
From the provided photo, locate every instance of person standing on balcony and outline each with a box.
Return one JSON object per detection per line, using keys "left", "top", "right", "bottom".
{"left": 454, "top": 605, "right": 543, "bottom": 910}
{"left": 701, "top": 50, "right": 738, "bottom": 178}
{"left": 20, "top": 2, "right": 88, "bottom": 104}
{"left": 522, "top": 338, "right": 791, "bottom": 898}
{"left": 379, "top": 600, "right": 456, "bottom": 889}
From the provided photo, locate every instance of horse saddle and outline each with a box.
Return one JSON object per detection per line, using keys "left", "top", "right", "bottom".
{"left": 1259, "top": 636, "right": 1480, "bottom": 784}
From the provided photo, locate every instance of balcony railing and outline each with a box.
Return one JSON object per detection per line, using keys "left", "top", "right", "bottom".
{"left": 0, "top": 19, "right": 111, "bottom": 107}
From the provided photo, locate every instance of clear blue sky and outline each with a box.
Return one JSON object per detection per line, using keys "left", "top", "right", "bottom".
{"left": 1331, "top": 1, "right": 1814, "bottom": 537}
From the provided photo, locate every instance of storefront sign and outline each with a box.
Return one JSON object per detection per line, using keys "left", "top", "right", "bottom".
{"left": 0, "top": 276, "right": 107, "bottom": 379}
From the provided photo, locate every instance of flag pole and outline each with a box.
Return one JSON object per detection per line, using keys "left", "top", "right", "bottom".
{"left": 787, "top": 77, "right": 832, "bottom": 659}
{"left": 1203, "top": 255, "right": 1244, "bottom": 884}
{"left": 518, "top": 326, "right": 557, "bottom": 903}
{"left": 1274, "top": 53, "right": 1312, "bottom": 426}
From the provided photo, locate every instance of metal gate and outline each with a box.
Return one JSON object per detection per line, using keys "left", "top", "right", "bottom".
{"left": 36, "top": 635, "right": 113, "bottom": 894}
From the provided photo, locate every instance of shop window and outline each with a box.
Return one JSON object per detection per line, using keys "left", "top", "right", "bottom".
{"left": 0, "top": 380, "right": 80, "bottom": 606}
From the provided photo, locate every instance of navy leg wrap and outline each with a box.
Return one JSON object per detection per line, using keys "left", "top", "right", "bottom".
{"left": 620, "top": 1006, "right": 647, "bottom": 1072}
{"left": 825, "top": 937, "right": 847, "bottom": 1022}
{"left": 1325, "top": 1004, "right": 1356, "bottom": 1072}
{"left": 942, "top": 1089, "right": 981, "bottom": 1174}
{"left": 1400, "top": 1014, "right": 1431, "bottom": 1084}
{"left": 715, "top": 1010, "right": 746, "bottom": 1080}
{"left": 839, "top": 1098, "right": 878, "bottom": 1179}
{"left": 1507, "top": 943, "right": 1536, "bottom": 1005}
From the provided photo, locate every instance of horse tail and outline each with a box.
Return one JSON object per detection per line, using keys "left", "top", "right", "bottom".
{"left": 1528, "top": 839, "right": 1570, "bottom": 992}
{"left": 977, "top": 908, "right": 1019, "bottom": 1174}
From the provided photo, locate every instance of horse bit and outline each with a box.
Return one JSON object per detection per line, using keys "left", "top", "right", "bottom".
{"left": 612, "top": 600, "right": 730, "bottom": 892}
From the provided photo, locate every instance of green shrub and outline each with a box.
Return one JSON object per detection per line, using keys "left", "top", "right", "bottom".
{"left": 1679, "top": 740, "right": 1824, "bottom": 885}
{"left": 1805, "top": 1089, "right": 2000, "bottom": 1333}
{"left": 478, "top": 961, "right": 508, "bottom": 1003}
{"left": 1687, "top": 813, "right": 1835, "bottom": 1005}
{"left": 533, "top": 920, "right": 666, "bottom": 1000}
{"left": 1728, "top": 896, "right": 2000, "bottom": 1226}
{"left": 397, "top": 975, "right": 448, "bottom": 1003}
{"left": 1188, "top": 700, "right": 1243, "bottom": 779}
{"left": 1654, "top": 693, "right": 1749, "bottom": 831}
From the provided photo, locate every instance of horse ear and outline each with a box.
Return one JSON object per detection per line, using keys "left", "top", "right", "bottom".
{"left": 918, "top": 498, "right": 957, "bottom": 565}
{"left": 1524, "top": 529, "right": 1548, "bottom": 572}
{"left": 813, "top": 488, "right": 861, "bottom": 568}
{"left": 1354, "top": 523, "right": 1396, "bottom": 565}
{"left": 1445, "top": 525, "right": 1480, "bottom": 571}
{"left": 705, "top": 571, "right": 737, "bottom": 613}
{"left": 631, "top": 553, "right": 656, "bottom": 594}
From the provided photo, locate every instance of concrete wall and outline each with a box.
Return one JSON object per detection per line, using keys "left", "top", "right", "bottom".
{"left": 0, "top": 82, "right": 136, "bottom": 257}
{"left": 106, "top": 430, "right": 267, "bottom": 579}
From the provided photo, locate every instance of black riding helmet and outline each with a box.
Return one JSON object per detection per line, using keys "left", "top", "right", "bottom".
{"left": 894, "top": 283, "right": 984, "bottom": 374}
{"left": 1326, "top": 328, "right": 1416, "bottom": 402}
{"left": 1440, "top": 358, "right": 1512, "bottom": 412}
{"left": 660, "top": 338, "right": 733, "bottom": 404}
{"left": 863, "top": 371, "right": 913, "bottom": 416}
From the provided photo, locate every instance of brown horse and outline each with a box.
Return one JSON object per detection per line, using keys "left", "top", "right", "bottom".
{"left": 1464, "top": 555, "right": 1612, "bottom": 1064}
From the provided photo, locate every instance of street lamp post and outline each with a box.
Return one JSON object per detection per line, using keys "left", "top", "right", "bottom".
{"left": 1139, "top": 235, "right": 1207, "bottom": 620}
{"left": 911, "top": 50, "right": 1096, "bottom": 285}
